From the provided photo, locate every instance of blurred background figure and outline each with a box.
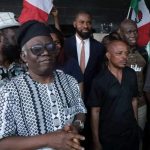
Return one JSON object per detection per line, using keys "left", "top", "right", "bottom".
{"left": 118, "top": 19, "right": 148, "bottom": 150}
{"left": 49, "top": 26, "right": 84, "bottom": 96}
{"left": 50, "top": 6, "right": 61, "bottom": 31}
{"left": 0, "top": 12, "right": 26, "bottom": 87}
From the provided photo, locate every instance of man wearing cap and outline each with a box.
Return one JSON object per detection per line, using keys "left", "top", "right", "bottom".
{"left": 0, "top": 12, "right": 25, "bottom": 87}
{"left": 0, "top": 20, "right": 86, "bottom": 150}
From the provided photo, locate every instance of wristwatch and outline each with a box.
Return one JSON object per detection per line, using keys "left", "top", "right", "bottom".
{"left": 73, "top": 120, "right": 84, "bottom": 131}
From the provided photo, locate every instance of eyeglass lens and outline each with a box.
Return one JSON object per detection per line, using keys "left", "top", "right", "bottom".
{"left": 30, "top": 43, "right": 56, "bottom": 55}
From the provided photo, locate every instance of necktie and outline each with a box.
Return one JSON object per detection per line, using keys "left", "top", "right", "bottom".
{"left": 80, "top": 40, "right": 85, "bottom": 73}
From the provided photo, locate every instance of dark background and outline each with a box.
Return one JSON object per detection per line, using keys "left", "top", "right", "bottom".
{"left": 0, "top": 0, "right": 149, "bottom": 34}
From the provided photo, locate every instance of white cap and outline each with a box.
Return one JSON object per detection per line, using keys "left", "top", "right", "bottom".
{"left": 0, "top": 12, "right": 20, "bottom": 29}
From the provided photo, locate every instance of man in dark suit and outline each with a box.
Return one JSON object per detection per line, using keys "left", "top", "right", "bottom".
{"left": 64, "top": 11, "right": 105, "bottom": 105}
{"left": 64, "top": 11, "right": 105, "bottom": 150}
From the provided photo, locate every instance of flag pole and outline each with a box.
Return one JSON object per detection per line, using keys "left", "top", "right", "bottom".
{"left": 127, "top": 6, "right": 131, "bottom": 19}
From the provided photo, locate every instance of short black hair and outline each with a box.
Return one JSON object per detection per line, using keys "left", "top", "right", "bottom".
{"left": 74, "top": 11, "right": 92, "bottom": 21}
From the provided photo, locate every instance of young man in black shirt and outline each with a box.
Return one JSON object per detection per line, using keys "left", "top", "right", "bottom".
{"left": 88, "top": 40, "right": 140, "bottom": 150}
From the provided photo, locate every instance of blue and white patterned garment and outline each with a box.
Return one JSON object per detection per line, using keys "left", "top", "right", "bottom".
{"left": 0, "top": 70, "right": 86, "bottom": 150}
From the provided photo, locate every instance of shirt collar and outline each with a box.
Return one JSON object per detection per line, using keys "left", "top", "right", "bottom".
{"left": 75, "top": 34, "right": 89, "bottom": 44}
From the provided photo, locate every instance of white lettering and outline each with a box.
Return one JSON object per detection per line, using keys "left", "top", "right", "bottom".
{"left": 130, "top": 64, "right": 142, "bottom": 72}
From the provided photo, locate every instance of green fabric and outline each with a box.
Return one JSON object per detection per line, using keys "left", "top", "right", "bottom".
{"left": 146, "top": 41, "right": 150, "bottom": 62}
{"left": 130, "top": 0, "right": 141, "bottom": 14}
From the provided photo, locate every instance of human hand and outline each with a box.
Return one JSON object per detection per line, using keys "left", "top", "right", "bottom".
{"left": 63, "top": 124, "right": 81, "bottom": 147}
{"left": 47, "top": 129, "right": 85, "bottom": 150}
{"left": 64, "top": 124, "right": 78, "bottom": 134}
{"left": 51, "top": 6, "right": 58, "bottom": 17}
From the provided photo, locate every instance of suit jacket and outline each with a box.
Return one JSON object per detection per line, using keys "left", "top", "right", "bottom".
{"left": 64, "top": 35, "right": 105, "bottom": 104}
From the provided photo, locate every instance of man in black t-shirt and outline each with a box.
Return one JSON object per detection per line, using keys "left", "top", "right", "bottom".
{"left": 88, "top": 40, "right": 139, "bottom": 150}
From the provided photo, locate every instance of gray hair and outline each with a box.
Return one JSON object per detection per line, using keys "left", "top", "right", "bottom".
{"left": 21, "top": 44, "right": 27, "bottom": 55}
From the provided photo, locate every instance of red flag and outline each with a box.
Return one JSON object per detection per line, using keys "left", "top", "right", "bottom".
{"left": 19, "top": 0, "right": 53, "bottom": 24}
{"left": 130, "top": 0, "right": 150, "bottom": 47}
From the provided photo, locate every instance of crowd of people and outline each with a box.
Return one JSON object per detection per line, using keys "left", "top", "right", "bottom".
{"left": 0, "top": 6, "right": 149, "bottom": 150}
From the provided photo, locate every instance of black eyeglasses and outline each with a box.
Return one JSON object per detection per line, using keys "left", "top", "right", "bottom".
{"left": 29, "top": 42, "right": 57, "bottom": 56}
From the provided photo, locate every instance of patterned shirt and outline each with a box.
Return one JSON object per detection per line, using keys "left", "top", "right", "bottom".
{"left": 0, "top": 62, "right": 26, "bottom": 87}
{"left": 0, "top": 70, "right": 86, "bottom": 150}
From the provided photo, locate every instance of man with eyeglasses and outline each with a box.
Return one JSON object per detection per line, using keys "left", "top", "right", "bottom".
{"left": 0, "top": 20, "right": 86, "bottom": 150}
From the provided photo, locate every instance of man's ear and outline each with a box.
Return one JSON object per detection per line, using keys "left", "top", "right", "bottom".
{"left": 73, "top": 21, "right": 76, "bottom": 28}
{"left": 117, "top": 28, "right": 123, "bottom": 39}
{"left": 0, "top": 34, "right": 4, "bottom": 49}
{"left": 0, "top": 35, "right": 2, "bottom": 43}
{"left": 20, "top": 51, "right": 27, "bottom": 63}
{"left": 106, "top": 52, "right": 110, "bottom": 60}
{"left": 117, "top": 28, "right": 121, "bottom": 34}
{"left": 0, "top": 34, "right": 3, "bottom": 43}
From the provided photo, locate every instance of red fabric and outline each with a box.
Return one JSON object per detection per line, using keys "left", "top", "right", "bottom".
{"left": 18, "top": 0, "right": 49, "bottom": 24}
{"left": 138, "top": 22, "right": 150, "bottom": 47}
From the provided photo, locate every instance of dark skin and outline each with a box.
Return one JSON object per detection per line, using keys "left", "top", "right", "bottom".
{"left": 73, "top": 12, "right": 92, "bottom": 40}
{"left": 22, "top": 36, "right": 58, "bottom": 82}
{"left": 0, "top": 35, "right": 85, "bottom": 150}
{"left": 0, "top": 33, "right": 4, "bottom": 64}
{"left": 91, "top": 41, "right": 138, "bottom": 150}
{"left": 50, "top": 6, "right": 61, "bottom": 31}
{"left": 0, "top": 28, "right": 19, "bottom": 67}
{"left": 119, "top": 19, "right": 138, "bottom": 51}
{"left": 0, "top": 130, "right": 84, "bottom": 150}
{"left": 106, "top": 41, "right": 129, "bottom": 82}
{"left": 119, "top": 19, "right": 148, "bottom": 106}
{"left": 50, "top": 32, "right": 84, "bottom": 98}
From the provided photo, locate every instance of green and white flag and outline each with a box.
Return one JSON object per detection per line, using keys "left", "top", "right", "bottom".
{"left": 146, "top": 42, "right": 150, "bottom": 62}
{"left": 127, "top": 0, "right": 150, "bottom": 47}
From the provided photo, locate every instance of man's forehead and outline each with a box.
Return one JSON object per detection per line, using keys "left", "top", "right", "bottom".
{"left": 120, "top": 21, "right": 137, "bottom": 31}
{"left": 75, "top": 13, "right": 91, "bottom": 20}
{"left": 107, "top": 41, "right": 128, "bottom": 52}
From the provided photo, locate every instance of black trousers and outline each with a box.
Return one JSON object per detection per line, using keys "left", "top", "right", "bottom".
{"left": 101, "top": 128, "right": 140, "bottom": 150}
{"left": 81, "top": 109, "right": 92, "bottom": 150}
{"left": 143, "top": 121, "right": 150, "bottom": 150}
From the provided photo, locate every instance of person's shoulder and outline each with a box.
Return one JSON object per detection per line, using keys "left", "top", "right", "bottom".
{"left": 90, "top": 37, "right": 103, "bottom": 46}
{"left": 12, "top": 72, "right": 26, "bottom": 80}
{"left": 92, "top": 68, "right": 108, "bottom": 84}
{"left": 64, "top": 36, "right": 76, "bottom": 51}
{"left": 136, "top": 46, "right": 148, "bottom": 62}
{"left": 124, "top": 66, "right": 136, "bottom": 76}
{"left": 90, "top": 37, "right": 105, "bottom": 55}
{"left": 137, "top": 46, "right": 147, "bottom": 53}
{"left": 0, "top": 75, "right": 26, "bottom": 103}
{"left": 67, "top": 57, "right": 78, "bottom": 65}
{"left": 64, "top": 35, "right": 75, "bottom": 42}
{"left": 7, "top": 73, "right": 27, "bottom": 88}
{"left": 55, "top": 69, "right": 77, "bottom": 82}
{"left": 64, "top": 57, "right": 79, "bottom": 70}
{"left": 0, "top": 76, "right": 20, "bottom": 92}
